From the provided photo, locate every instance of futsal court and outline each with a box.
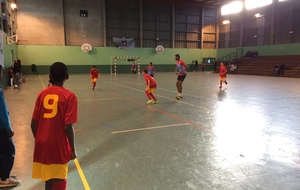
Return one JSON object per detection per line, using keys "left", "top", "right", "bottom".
{"left": 4, "top": 71, "right": 300, "bottom": 190}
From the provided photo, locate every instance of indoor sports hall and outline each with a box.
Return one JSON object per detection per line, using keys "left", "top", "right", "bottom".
{"left": 1, "top": 0, "right": 300, "bottom": 190}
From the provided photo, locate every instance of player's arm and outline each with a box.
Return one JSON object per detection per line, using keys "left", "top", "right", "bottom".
{"left": 64, "top": 124, "right": 77, "bottom": 160}
{"left": 147, "top": 79, "right": 151, "bottom": 90}
{"left": 31, "top": 119, "right": 37, "bottom": 138}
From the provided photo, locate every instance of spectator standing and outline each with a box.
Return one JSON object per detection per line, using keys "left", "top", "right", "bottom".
{"left": 0, "top": 65, "right": 21, "bottom": 188}
{"left": 279, "top": 63, "right": 285, "bottom": 75}
{"left": 214, "top": 60, "right": 218, "bottom": 73}
{"left": 193, "top": 60, "right": 198, "bottom": 71}
{"left": 13, "top": 59, "right": 21, "bottom": 88}
{"left": 131, "top": 62, "right": 136, "bottom": 74}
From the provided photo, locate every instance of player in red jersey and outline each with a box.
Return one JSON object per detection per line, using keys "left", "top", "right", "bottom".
{"left": 143, "top": 69, "right": 158, "bottom": 104}
{"left": 175, "top": 54, "right": 188, "bottom": 100}
{"left": 219, "top": 62, "right": 228, "bottom": 88}
{"left": 90, "top": 65, "right": 100, "bottom": 90}
{"left": 31, "top": 62, "right": 77, "bottom": 190}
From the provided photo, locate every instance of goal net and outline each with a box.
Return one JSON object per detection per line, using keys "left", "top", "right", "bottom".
{"left": 110, "top": 56, "right": 141, "bottom": 74}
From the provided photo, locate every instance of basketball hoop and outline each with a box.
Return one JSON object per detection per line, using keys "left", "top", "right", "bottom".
{"left": 81, "top": 43, "right": 92, "bottom": 53}
{"left": 155, "top": 45, "right": 164, "bottom": 54}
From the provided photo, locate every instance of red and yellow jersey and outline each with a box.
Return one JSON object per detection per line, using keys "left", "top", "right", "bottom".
{"left": 144, "top": 74, "right": 157, "bottom": 88}
{"left": 176, "top": 60, "right": 187, "bottom": 76}
{"left": 219, "top": 65, "right": 227, "bottom": 78}
{"left": 32, "top": 86, "right": 78, "bottom": 164}
{"left": 90, "top": 68, "right": 100, "bottom": 79}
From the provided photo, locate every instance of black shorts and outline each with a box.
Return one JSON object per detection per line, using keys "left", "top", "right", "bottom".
{"left": 177, "top": 74, "right": 186, "bottom": 81}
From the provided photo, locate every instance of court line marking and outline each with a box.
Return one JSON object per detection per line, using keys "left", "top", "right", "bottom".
{"left": 111, "top": 123, "right": 189, "bottom": 134}
{"left": 102, "top": 88, "right": 212, "bottom": 133}
{"left": 78, "top": 97, "right": 121, "bottom": 101}
{"left": 108, "top": 76, "right": 212, "bottom": 99}
{"left": 38, "top": 75, "right": 46, "bottom": 89}
{"left": 74, "top": 159, "right": 91, "bottom": 190}
{"left": 101, "top": 80, "right": 209, "bottom": 110}
{"left": 38, "top": 75, "right": 91, "bottom": 190}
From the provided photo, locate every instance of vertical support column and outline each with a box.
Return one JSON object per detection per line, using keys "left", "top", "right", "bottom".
{"left": 114, "top": 57, "right": 117, "bottom": 75}
{"left": 172, "top": 4, "right": 175, "bottom": 48}
{"left": 239, "top": 9, "right": 244, "bottom": 47}
{"left": 61, "top": 0, "right": 66, "bottom": 46}
{"left": 270, "top": 1, "right": 276, "bottom": 45}
{"left": 140, "top": 1, "right": 143, "bottom": 48}
{"left": 137, "top": 57, "right": 140, "bottom": 74}
{"left": 201, "top": 7, "right": 204, "bottom": 49}
{"left": 215, "top": 9, "right": 219, "bottom": 49}
{"left": 103, "top": 0, "right": 107, "bottom": 47}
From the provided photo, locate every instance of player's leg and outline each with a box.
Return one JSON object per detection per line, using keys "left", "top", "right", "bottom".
{"left": 219, "top": 78, "right": 222, "bottom": 88}
{"left": 149, "top": 88, "right": 157, "bottom": 102}
{"left": 176, "top": 75, "right": 186, "bottom": 99}
{"left": 0, "top": 132, "right": 16, "bottom": 182}
{"left": 53, "top": 179, "right": 67, "bottom": 190}
{"left": 150, "top": 93, "right": 157, "bottom": 103}
{"left": 45, "top": 179, "right": 54, "bottom": 190}
{"left": 145, "top": 90, "right": 153, "bottom": 104}
{"left": 92, "top": 78, "right": 96, "bottom": 90}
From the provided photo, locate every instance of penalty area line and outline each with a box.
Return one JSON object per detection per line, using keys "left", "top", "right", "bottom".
{"left": 111, "top": 123, "right": 189, "bottom": 134}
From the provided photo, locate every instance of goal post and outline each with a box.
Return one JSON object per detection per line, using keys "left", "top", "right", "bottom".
{"left": 110, "top": 56, "right": 141, "bottom": 75}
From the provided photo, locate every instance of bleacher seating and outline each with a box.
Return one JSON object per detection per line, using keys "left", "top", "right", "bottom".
{"left": 233, "top": 55, "right": 300, "bottom": 78}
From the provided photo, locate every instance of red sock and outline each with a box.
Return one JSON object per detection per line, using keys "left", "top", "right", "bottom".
{"left": 53, "top": 179, "right": 67, "bottom": 190}
{"left": 145, "top": 91, "right": 151, "bottom": 100}
{"left": 149, "top": 93, "right": 157, "bottom": 101}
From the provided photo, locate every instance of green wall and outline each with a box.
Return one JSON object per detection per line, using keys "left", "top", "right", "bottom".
{"left": 217, "top": 43, "right": 300, "bottom": 61}
{"left": 17, "top": 45, "right": 217, "bottom": 74}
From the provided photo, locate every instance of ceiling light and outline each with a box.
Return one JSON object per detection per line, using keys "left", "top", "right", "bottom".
{"left": 255, "top": 13, "right": 262, "bottom": 17}
{"left": 11, "top": 3, "right": 17, "bottom": 10}
{"left": 222, "top": 20, "right": 231, "bottom": 24}
{"left": 221, "top": 1, "right": 243, "bottom": 16}
{"left": 246, "top": 0, "right": 273, "bottom": 10}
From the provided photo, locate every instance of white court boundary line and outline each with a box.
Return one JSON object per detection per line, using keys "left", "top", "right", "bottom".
{"left": 78, "top": 98, "right": 121, "bottom": 102}
{"left": 101, "top": 80, "right": 208, "bottom": 110}
{"left": 111, "top": 123, "right": 189, "bottom": 134}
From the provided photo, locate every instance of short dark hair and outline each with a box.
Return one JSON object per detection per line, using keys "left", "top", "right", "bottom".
{"left": 143, "top": 68, "right": 148, "bottom": 74}
{"left": 50, "top": 62, "right": 68, "bottom": 82}
{"left": 175, "top": 54, "right": 180, "bottom": 58}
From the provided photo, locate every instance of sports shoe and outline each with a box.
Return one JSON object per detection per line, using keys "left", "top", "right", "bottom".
{"left": 176, "top": 96, "right": 182, "bottom": 100}
{"left": 146, "top": 100, "right": 153, "bottom": 104}
{"left": 152, "top": 100, "right": 158, "bottom": 104}
{"left": 0, "top": 177, "right": 21, "bottom": 187}
{"left": 219, "top": 86, "right": 222, "bottom": 88}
